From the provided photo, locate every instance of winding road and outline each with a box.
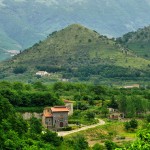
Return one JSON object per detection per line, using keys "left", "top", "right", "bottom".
{"left": 57, "top": 119, "right": 105, "bottom": 136}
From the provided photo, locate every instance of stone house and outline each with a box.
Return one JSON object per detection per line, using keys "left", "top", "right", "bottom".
{"left": 42, "top": 106, "right": 69, "bottom": 130}
{"left": 108, "top": 107, "right": 124, "bottom": 120}
{"left": 109, "top": 112, "right": 124, "bottom": 120}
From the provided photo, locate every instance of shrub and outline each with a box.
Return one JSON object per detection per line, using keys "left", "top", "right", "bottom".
{"left": 146, "top": 114, "right": 150, "bottom": 123}
{"left": 88, "top": 39, "right": 92, "bottom": 42}
{"left": 124, "top": 119, "right": 138, "bottom": 131}
{"left": 68, "top": 120, "right": 81, "bottom": 125}
{"left": 85, "top": 111, "right": 95, "bottom": 120}
{"left": 62, "top": 126, "right": 72, "bottom": 131}
{"left": 92, "top": 143, "right": 105, "bottom": 150}
{"left": 124, "top": 122, "right": 131, "bottom": 130}
{"left": 130, "top": 119, "right": 138, "bottom": 129}
{"left": 13, "top": 66, "right": 27, "bottom": 74}
{"left": 41, "top": 130, "right": 62, "bottom": 146}
{"left": 105, "top": 140, "right": 118, "bottom": 150}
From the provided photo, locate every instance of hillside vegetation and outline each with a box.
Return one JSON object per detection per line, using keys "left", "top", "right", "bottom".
{"left": 117, "top": 25, "right": 150, "bottom": 59}
{"left": 1, "top": 81, "right": 150, "bottom": 149}
{"left": 1, "top": 0, "right": 150, "bottom": 61}
{"left": 0, "top": 24, "right": 150, "bottom": 84}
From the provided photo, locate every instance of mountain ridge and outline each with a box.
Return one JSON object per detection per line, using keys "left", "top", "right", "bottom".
{"left": 1, "top": 0, "right": 150, "bottom": 61}
{"left": 0, "top": 24, "right": 150, "bottom": 84}
{"left": 117, "top": 25, "right": 150, "bottom": 59}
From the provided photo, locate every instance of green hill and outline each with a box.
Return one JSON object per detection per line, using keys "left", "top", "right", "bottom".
{"left": 0, "top": 28, "right": 21, "bottom": 61}
{"left": 0, "top": 24, "right": 150, "bottom": 84}
{"left": 1, "top": 0, "right": 150, "bottom": 61}
{"left": 117, "top": 26, "right": 150, "bottom": 59}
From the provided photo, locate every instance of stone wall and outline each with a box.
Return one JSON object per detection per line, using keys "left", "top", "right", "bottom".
{"left": 21, "top": 112, "right": 42, "bottom": 120}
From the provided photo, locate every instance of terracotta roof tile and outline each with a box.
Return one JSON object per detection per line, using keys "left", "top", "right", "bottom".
{"left": 51, "top": 106, "right": 69, "bottom": 112}
{"left": 44, "top": 113, "right": 53, "bottom": 117}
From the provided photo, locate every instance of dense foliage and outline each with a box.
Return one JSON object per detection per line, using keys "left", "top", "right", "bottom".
{"left": 0, "top": 96, "right": 63, "bottom": 149}
{"left": 0, "top": 81, "right": 150, "bottom": 149}
{"left": 124, "top": 119, "right": 138, "bottom": 131}
{"left": 0, "top": 81, "right": 149, "bottom": 118}
{"left": 0, "top": 81, "right": 63, "bottom": 108}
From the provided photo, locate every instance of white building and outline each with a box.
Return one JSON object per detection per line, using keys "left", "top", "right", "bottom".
{"left": 36, "top": 71, "right": 50, "bottom": 77}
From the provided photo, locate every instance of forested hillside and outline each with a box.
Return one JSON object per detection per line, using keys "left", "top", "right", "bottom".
{"left": 117, "top": 25, "right": 150, "bottom": 59}
{"left": 0, "top": 24, "right": 150, "bottom": 84}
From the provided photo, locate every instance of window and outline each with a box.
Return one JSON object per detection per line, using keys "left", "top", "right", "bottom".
{"left": 59, "top": 115, "right": 64, "bottom": 121}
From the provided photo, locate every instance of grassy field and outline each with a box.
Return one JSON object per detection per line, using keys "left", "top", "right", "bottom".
{"left": 65, "top": 119, "right": 145, "bottom": 147}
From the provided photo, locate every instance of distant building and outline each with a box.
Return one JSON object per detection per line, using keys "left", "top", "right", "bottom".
{"left": 42, "top": 106, "right": 69, "bottom": 130}
{"left": 108, "top": 108, "right": 116, "bottom": 113}
{"left": 108, "top": 108, "right": 124, "bottom": 120}
{"left": 7, "top": 50, "right": 20, "bottom": 56}
{"left": 109, "top": 112, "right": 124, "bottom": 120}
{"left": 36, "top": 71, "right": 50, "bottom": 77}
{"left": 123, "top": 84, "right": 140, "bottom": 89}
{"left": 64, "top": 100, "right": 73, "bottom": 115}
{"left": 61, "top": 78, "right": 69, "bottom": 82}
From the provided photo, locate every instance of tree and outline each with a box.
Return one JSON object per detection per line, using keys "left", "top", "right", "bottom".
{"left": 85, "top": 111, "right": 95, "bottom": 120}
{"left": 108, "top": 96, "right": 118, "bottom": 109}
{"left": 41, "top": 130, "right": 62, "bottom": 146}
{"left": 32, "top": 82, "right": 48, "bottom": 91}
{"left": 13, "top": 82, "right": 25, "bottom": 91}
{"left": 105, "top": 140, "right": 117, "bottom": 150}
{"left": 71, "top": 134, "right": 89, "bottom": 150}
{"left": 53, "top": 82, "right": 65, "bottom": 92}
{"left": 118, "top": 95, "right": 127, "bottom": 115}
{"left": 124, "top": 119, "right": 138, "bottom": 131}
{"left": 126, "top": 97, "right": 136, "bottom": 118}
{"left": 29, "top": 117, "right": 42, "bottom": 134}
{"left": 92, "top": 143, "right": 105, "bottom": 150}
{"left": 130, "top": 119, "right": 138, "bottom": 129}
{"left": 101, "top": 105, "right": 109, "bottom": 117}
{"left": 3, "top": 130, "right": 23, "bottom": 150}
{"left": 0, "top": 96, "right": 15, "bottom": 122}
{"left": 124, "top": 122, "right": 131, "bottom": 130}
{"left": 13, "top": 66, "right": 27, "bottom": 74}
{"left": 0, "top": 89, "right": 21, "bottom": 106}
{"left": 146, "top": 114, "right": 150, "bottom": 123}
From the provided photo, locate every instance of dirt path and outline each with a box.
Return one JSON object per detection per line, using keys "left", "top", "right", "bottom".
{"left": 57, "top": 119, "right": 105, "bottom": 136}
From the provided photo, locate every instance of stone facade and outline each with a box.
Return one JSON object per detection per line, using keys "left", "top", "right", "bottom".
{"left": 108, "top": 107, "right": 124, "bottom": 120}
{"left": 42, "top": 106, "right": 69, "bottom": 130}
{"left": 64, "top": 100, "right": 73, "bottom": 115}
{"left": 109, "top": 112, "right": 124, "bottom": 120}
{"left": 52, "top": 112, "right": 68, "bottom": 129}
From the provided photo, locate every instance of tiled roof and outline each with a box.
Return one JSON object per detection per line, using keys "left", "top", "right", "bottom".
{"left": 43, "top": 113, "right": 53, "bottom": 117}
{"left": 51, "top": 106, "right": 69, "bottom": 112}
